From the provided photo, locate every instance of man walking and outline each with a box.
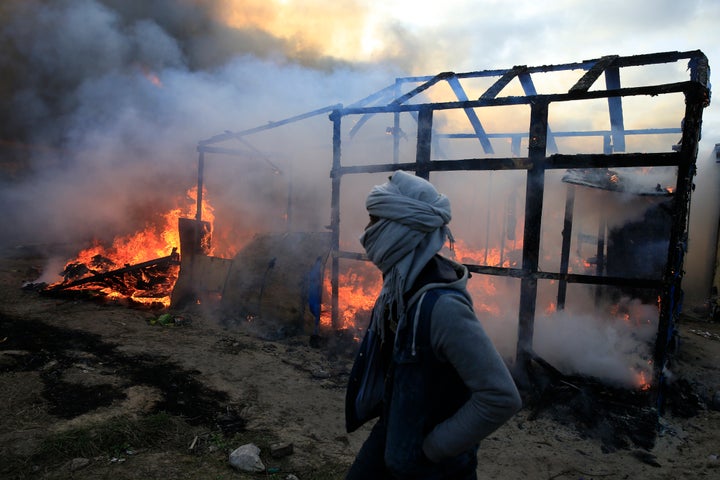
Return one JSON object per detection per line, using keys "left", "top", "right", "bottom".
{"left": 346, "top": 170, "right": 522, "bottom": 479}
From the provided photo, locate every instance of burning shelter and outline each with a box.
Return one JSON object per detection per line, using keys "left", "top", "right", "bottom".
{"left": 46, "top": 50, "right": 711, "bottom": 419}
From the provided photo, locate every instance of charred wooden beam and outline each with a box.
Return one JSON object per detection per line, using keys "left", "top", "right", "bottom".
{"left": 43, "top": 250, "right": 180, "bottom": 293}
{"left": 569, "top": 55, "right": 619, "bottom": 93}
{"left": 546, "top": 152, "right": 680, "bottom": 170}
{"left": 516, "top": 99, "right": 549, "bottom": 372}
{"left": 330, "top": 109, "right": 342, "bottom": 329}
{"left": 390, "top": 71, "right": 455, "bottom": 106}
{"left": 198, "top": 104, "right": 343, "bottom": 145}
{"left": 334, "top": 148, "right": 682, "bottom": 177}
{"left": 464, "top": 264, "right": 663, "bottom": 288}
{"left": 415, "top": 107, "right": 433, "bottom": 179}
{"left": 196, "top": 152, "right": 205, "bottom": 223}
{"left": 337, "top": 81, "right": 697, "bottom": 115}
{"left": 440, "top": 127, "right": 680, "bottom": 140}
{"left": 480, "top": 65, "right": 527, "bottom": 99}
{"left": 557, "top": 184, "right": 575, "bottom": 310}
{"left": 346, "top": 86, "right": 403, "bottom": 142}
{"left": 654, "top": 79, "right": 709, "bottom": 398}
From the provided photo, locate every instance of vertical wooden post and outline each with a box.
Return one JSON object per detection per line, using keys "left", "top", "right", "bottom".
{"left": 393, "top": 79, "right": 402, "bottom": 165}
{"left": 594, "top": 214, "right": 606, "bottom": 306}
{"left": 330, "top": 110, "right": 342, "bottom": 329}
{"left": 416, "top": 106, "right": 433, "bottom": 180}
{"left": 605, "top": 67, "right": 625, "bottom": 152}
{"left": 195, "top": 150, "right": 205, "bottom": 223}
{"left": 654, "top": 81, "right": 707, "bottom": 406}
{"left": 557, "top": 184, "right": 575, "bottom": 309}
{"left": 516, "top": 100, "right": 549, "bottom": 374}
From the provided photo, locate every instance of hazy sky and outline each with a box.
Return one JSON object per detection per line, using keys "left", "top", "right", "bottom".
{"left": 2, "top": 0, "right": 717, "bottom": 148}
{"left": 350, "top": 0, "right": 719, "bottom": 150}
{"left": 255, "top": 0, "right": 720, "bottom": 149}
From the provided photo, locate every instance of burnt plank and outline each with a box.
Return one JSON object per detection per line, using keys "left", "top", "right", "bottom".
{"left": 480, "top": 66, "right": 527, "bottom": 99}
{"left": 43, "top": 252, "right": 180, "bottom": 292}
{"left": 569, "top": 55, "right": 619, "bottom": 92}
{"left": 390, "top": 71, "right": 454, "bottom": 105}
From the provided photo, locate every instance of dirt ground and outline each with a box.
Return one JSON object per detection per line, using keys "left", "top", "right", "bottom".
{"left": 1, "top": 246, "right": 720, "bottom": 480}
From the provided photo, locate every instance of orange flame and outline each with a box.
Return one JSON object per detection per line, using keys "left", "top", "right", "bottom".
{"left": 451, "top": 239, "right": 521, "bottom": 268}
{"left": 140, "top": 65, "right": 163, "bottom": 88}
{"left": 635, "top": 370, "right": 652, "bottom": 391}
{"left": 76, "top": 186, "right": 212, "bottom": 263}
{"left": 317, "top": 239, "right": 520, "bottom": 332}
{"left": 320, "top": 261, "right": 380, "bottom": 331}
{"left": 52, "top": 186, "right": 213, "bottom": 307}
{"left": 145, "top": 71, "right": 163, "bottom": 88}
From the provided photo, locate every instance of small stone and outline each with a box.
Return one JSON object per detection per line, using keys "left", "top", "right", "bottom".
{"left": 311, "top": 368, "right": 331, "bottom": 379}
{"left": 229, "top": 443, "right": 265, "bottom": 473}
{"left": 270, "top": 442, "right": 294, "bottom": 458}
{"left": 68, "top": 457, "right": 90, "bottom": 471}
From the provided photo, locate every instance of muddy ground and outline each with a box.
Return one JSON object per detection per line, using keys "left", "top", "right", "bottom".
{"left": 1, "top": 246, "right": 719, "bottom": 480}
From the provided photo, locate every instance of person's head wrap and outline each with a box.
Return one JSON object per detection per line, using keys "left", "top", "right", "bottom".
{"left": 359, "top": 170, "right": 453, "bottom": 341}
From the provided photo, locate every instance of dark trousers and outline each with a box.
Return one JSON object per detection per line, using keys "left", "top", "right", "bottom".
{"left": 346, "top": 419, "right": 478, "bottom": 480}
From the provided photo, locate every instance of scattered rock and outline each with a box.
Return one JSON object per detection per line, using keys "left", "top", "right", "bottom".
{"left": 631, "top": 450, "right": 661, "bottom": 468}
{"left": 311, "top": 367, "right": 331, "bottom": 379}
{"left": 270, "top": 441, "right": 294, "bottom": 458}
{"left": 229, "top": 443, "right": 265, "bottom": 473}
{"left": 67, "top": 457, "right": 90, "bottom": 471}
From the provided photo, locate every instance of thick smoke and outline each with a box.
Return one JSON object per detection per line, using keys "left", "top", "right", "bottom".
{"left": 0, "top": 0, "right": 401, "bottom": 253}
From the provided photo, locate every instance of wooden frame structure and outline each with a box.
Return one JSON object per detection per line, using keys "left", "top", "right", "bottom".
{"left": 196, "top": 50, "right": 711, "bottom": 391}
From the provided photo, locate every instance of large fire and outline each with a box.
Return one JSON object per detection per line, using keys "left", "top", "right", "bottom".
{"left": 48, "top": 187, "right": 214, "bottom": 307}
{"left": 47, "top": 197, "right": 655, "bottom": 391}
{"left": 318, "top": 239, "right": 521, "bottom": 332}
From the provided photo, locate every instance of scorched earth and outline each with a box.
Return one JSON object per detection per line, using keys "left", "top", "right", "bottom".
{"left": 1, "top": 245, "right": 719, "bottom": 480}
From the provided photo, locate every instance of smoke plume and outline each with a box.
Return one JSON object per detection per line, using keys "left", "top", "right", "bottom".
{"left": 0, "top": 0, "right": 402, "bottom": 252}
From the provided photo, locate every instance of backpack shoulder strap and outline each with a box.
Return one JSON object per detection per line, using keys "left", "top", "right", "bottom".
{"left": 409, "top": 288, "right": 463, "bottom": 357}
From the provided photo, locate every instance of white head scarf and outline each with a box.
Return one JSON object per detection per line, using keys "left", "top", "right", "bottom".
{"left": 359, "top": 170, "right": 453, "bottom": 341}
